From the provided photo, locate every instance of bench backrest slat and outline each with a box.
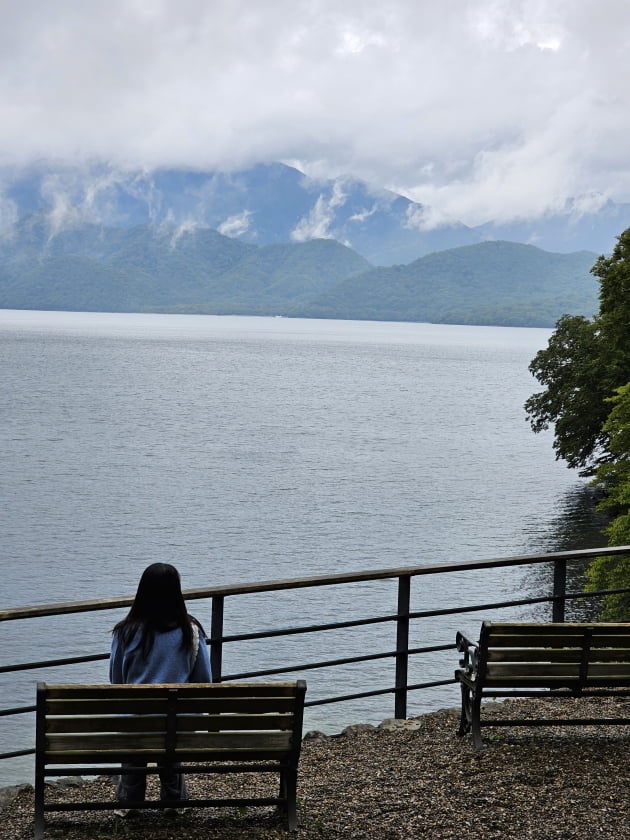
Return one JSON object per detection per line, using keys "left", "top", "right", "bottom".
{"left": 45, "top": 696, "right": 298, "bottom": 715}
{"left": 44, "top": 730, "right": 293, "bottom": 758}
{"left": 44, "top": 682, "right": 300, "bottom": 699}
{"left": 45, "top": 712, "right": 295, "bottom": 734}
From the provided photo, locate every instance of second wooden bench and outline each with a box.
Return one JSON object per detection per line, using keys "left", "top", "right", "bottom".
{"left": 455, "top": 621, "right": 630, "bottom": 749}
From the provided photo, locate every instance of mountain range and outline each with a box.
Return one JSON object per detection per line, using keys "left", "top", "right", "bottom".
{"left": 0, "top": 160, "right": 618, "bottom": 325}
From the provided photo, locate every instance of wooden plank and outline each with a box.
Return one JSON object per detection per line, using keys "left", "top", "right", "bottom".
{"left": 487, "top": 649, "right": 583, "bottom": 663}
{"left": 171, "top": 697, "right": 297, "bottom": 714}
{"left": 45, "top": 698, "right": 171, "bottom": 715}
{"left": 487, "top": 662, "right": 580, "bottom": 680}
{"left": 483, "top": 676, "right": 581, "bottom": 687}
{"left": 46, "top": 697, "right": 295, "bottom": 717}
{"left": 46, "top": 717, "right": 168, "bottom": 734}
{"left": 589, "top": 637, "right": 630, "bottom": 648}
{"left": 587, "top": 663, "right": 630, "bottom": 676}
{"left": 486, "top": 622, "right": 630, "bottom": 635}
{"left": 45, "top": 713, "right": 295, "bottom": 734}
{"left": 585, "top": 674, "right": 630, "bottom": 692}
{"left": 586, "top": 649, "right": 630, "bottom": 662}
{"left": 177, "top": 732, "right": 292, "bottom": 751}
{"left": 44, "top": 682, "right": 300, "bottom": 699}
{"left": 46, "top": 733, "right": 166, "bottom": 752}
{"left": 45, "top": 696, "right": 298, "bottom": 716}
{"left": 487, "top": 635, "right": 586, "bottom": 648}
{"left": 46, "top": 730, "right": 293, "bottom": 755}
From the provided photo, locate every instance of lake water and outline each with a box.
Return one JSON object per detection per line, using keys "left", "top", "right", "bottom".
{"left": 0, "top": 310, "right": 607, "bottom": 786}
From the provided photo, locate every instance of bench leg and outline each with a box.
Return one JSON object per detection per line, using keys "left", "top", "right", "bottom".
{"left": 279, "top": 768, "right": 298, "bottom": 831}
{"left": 458, "top": 682, "right": 472, "bottom": 736}
{"left": 458, "top": 682, "right": 485, "bottom": 749}
{"left": 470, "top": 689, "right": 485, "bottom": 750}
{"left": 34, "top": 775, "right": 45, "bottom": 840}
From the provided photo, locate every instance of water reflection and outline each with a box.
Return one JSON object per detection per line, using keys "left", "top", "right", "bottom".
{"left": 525, "top": 482, "right": 609, "bottom": 621}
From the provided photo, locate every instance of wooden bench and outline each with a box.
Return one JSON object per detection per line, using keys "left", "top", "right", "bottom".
{"left": 35, "top": 680, "right": 306, "bottom": 837}
{"left": 455, "top": 621, "right": 630, "bottom": 749}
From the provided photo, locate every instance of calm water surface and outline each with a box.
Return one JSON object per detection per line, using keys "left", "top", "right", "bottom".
{"left": 0, "top": 311, "right": 606, "bottom": 785}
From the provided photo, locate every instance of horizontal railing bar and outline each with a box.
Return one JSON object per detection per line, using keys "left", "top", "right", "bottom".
{"left": 305, "top": 685, "right": 397, "bottom": 706}
{"left": 305, "top": 677, "right": 457, "bottom": 709}
{"left": 224, "top": 643, "right": 456, "bottom": 681}
{"left": 0, "top": 652, "right": 109, "bottom": 675}
{"left": 224, "top": 650, "right": 399, "bottom": 680}
{"left": 0, "top": 705, "right": 36, "bottom": 717}
{"left": 222, "top": 612, "right": 397, "bottom": 643}
{"left": 406, "top": 678, "right": 457, "bottom": 692}
{"left": 0, "top": 748, "right": 35, "bottom": 760}
{"left": 2, "top": 545, "right": 626, "bottom": 623}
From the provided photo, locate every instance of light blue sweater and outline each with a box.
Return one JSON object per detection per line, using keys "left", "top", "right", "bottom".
{"left": 110, "top": 623, "right": 212, "bottom": 684}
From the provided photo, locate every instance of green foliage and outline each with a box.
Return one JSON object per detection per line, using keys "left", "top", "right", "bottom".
{"left": 586, "top": 384, "right": 630, "bottom": 617}
{"left": 0, "top": 218, "right": 599, "bottom": 325}
{"left": 300, "top": 241, "right": 598, "bottom": 326}
{"left": 527, "top": 228, "right": 630, "bottom": 617}
{"left": 525, "top": 315, "right": 608, "bottom": 473}
{"left": 526, "top": 229, "right": 630, "bottom": 475}
{"left": 593, "top": 384, "right": 630, "bottom": 512}
{"left": 0, "top": 218, "right": 370, "bottom": 313}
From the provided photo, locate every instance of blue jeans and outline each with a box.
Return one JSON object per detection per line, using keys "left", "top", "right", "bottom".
{"left": 116, "top": 762, "right": 187, "bottom": 804}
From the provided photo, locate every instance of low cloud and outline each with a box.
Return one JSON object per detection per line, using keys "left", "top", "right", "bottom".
{"left": 0, "top": 1, "right": 629, "bottom": 226}
{"left": 291, "top": 180, "right": 347, "bottom": 241}
{"left": 218, "top": 210, "right": 252, "bottom": 237}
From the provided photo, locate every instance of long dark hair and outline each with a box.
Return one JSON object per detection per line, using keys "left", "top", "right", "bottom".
{"left": 113, "top": 563, "right": 199, "bottom": 658}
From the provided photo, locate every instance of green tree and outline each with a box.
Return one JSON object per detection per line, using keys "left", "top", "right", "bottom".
{"left": 524, "top": 314, "right": 607, "bottom": 473}
{"left": 525, "top": 228, "right": 630, "bottom": 475}
{"left": 586, "top": 383, "right": 630, "bottom": 617}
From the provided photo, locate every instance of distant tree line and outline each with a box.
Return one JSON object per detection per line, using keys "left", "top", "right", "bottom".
{"left": 525, "top": 228, "right": 630, "bottom": 617}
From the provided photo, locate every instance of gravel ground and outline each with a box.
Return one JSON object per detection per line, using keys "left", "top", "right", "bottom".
{"left": 3, "top": 697, "right": 630, "bottom": 840}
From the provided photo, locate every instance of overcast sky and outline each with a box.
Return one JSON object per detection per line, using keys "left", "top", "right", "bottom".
{"left": 1, "top": 0, "right": 629, "bottom": 225}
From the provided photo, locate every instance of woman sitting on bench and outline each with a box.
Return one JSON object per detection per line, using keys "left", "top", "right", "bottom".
{"left": 109, "top": 562, "right": 212, "bottom": 814}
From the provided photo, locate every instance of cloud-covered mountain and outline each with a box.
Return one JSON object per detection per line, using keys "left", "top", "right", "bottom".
{"left": 0, "top": 212, "right": 371, "bottom": 313}
{"left": 2, "top": 161, "right": 628, "bottom": 266}
{"left": 0, "top": 210, "right": 598, "bottom": 327}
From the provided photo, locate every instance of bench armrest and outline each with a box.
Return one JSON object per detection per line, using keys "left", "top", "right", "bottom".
{"left": 455, "top": 631, "right": 479, "bottom": 675}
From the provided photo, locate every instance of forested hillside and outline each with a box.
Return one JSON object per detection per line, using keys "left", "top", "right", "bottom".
{"left": 0, "top": 212, "right": 599, "bottom": 326}
{"left": 298, "top": 241, "right": 599, "bottom": 327}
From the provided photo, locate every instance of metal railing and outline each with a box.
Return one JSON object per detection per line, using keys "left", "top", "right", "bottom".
{"left": 2, "top": 545, "right": 630, "bottom": 771}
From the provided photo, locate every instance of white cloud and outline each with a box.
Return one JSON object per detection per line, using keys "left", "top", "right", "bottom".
{"left": 218, "top": 210, "right": 252, "bottom": 237}
{"left": 291, "top": 179, "right": 348, "bottom": 241}
{"left": 163, "top": 216, "right": 200, "bottom": 248}
{"left": 0, "top": 0, "right": 629, "bottom": 224}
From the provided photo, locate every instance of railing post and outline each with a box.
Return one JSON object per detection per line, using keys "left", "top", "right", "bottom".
{"left": 210, "top": 595, "right": 224, "bottom": 682}
{"left": 552, "top": 557, "right": 567, "bottom": 622}
{"left": 394, "top": 575, "right": 411, "bottom": 719}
